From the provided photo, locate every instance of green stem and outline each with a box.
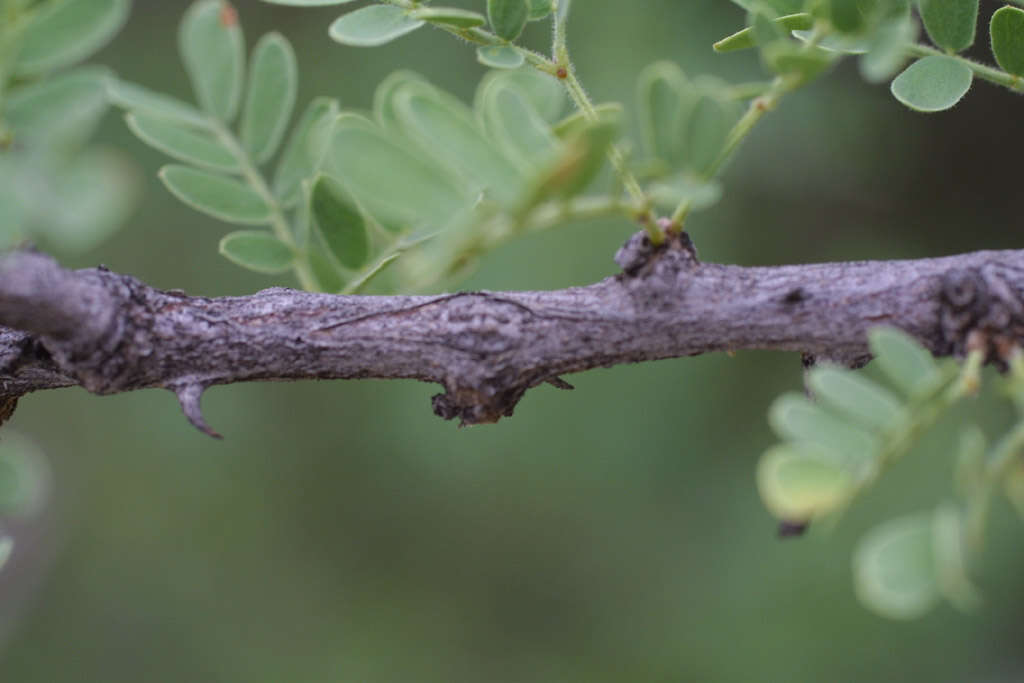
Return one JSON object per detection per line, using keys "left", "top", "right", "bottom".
{"left": 908, "top": 43, "right": 1024, "bottom": 93}
{"left": 551, "top": 1, "right": 656, "bottom": 242}
{"left": 209, "top": 119, "right": 317, "bottom": 291}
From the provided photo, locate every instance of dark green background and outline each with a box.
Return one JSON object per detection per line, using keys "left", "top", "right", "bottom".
{"left": 2, "top": 1, "right": 1023, "bottom": 681}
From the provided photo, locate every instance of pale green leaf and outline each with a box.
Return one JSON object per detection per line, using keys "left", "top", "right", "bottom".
{"left": 488, "top": 0, "right": 529, "bottom": 41}
{"left": 14, "top": 0, "right": 130, "bottom": 76}
{"left": 757, "top": 444, "right": 853, "bottom": 521}
{"left": 0, "top": 431, "right": 49, "bottom": 517}
{"left": 391, "top": 81, "right": 526, "bottom": 206}
{"left": 329, "top": 5, "right": 425, "bottom": 46}
{"left": 106, "top": 79, "right": 209, "bottom": 129}
{"left": 713, "top": 13, "right": 813, "bottom": 52}
{"left": 160, "top": 164, "right": 272, "bottom": 224}
{"left": 807, "top": 366, "right": 904, "bottom": 430}
{"left": 477, "top": 46, "right": 526, "bottom": 69}
{"left": 636, "top": 61, "right": 691, "bottom": 165}
{"left": 932, "top": 503, "right": 983, "bottom": 612}
{"left": 411, "top": 7, "right": 486, "bottom": 28}
{"left": 5, "top": 67, "right": 110, "bottom": 150}
{"left": 480, "top": 82, "right": 560, "bottom": 172}
{"left": 868, "top": 327, "right": 941, "bottom": 396}
{"left": 890, "top": 55, "right": 972, "bottom": 112}
{"left": 260, "top": 0, "right": 356, "bottom": 4}
{"left": 241, "top": 32, "right": 298, "bottom": 164}
{"left": 854, "top": 514, "right": 940, "bottom": 619}
{"left": 769, "top": 392, "right": 881, "bottom": 466}
{"left": 325, "top": 114, "right": 471, "bottom": 228}
{"left": 527, "top": 0, "right": 552, "bottom": 20}
{"left": 474, "top": 67, "right": 565, "bottom": 122}
{"left": 918, "top": 0, "right": 978, "bottom": 53}
{"left": 126, "top": 113, "right": 240, "bottom": 172}
{"left": 219, "top": 231, "right": 295, "bottom": 273}
{"left": 310, "top": 175, "right": 369, "bottom": 269}
{"left": 179, "top": 0, "right": 246, "bottom": 121}
{"left": 272, "top": 97, "right": 339, "bottom": 207}
{"left": 990, "top": 5, "right": 1024, "bottom": 77}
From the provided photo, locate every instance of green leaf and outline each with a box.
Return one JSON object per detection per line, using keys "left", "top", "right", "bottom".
{"left": 219, "top": 231, "right": 295, "bottom": 273}
{"left": 868, "top": 327, "right": 941, "bottom": 396}
{"left": 854, "top": 514, "right": 940, "bottom": 619}
{"left": 768, "top": 393, "right": 881, "bottom": 466}
{"left": 411, "top": 6, "right": 487, "bottom": 28}
{"left": 260, "top": 0, "right": 357, "bottom": 4}
{"left": 0, "top": 432, "right": 49, "bottom": 516}
{"left": 762, "top": 42, "right": 836, "bottom": 83}
{"left": 682, "top": 94, "right": 735, "bottom": 175}
{"left": 477, "top": 46, "right": 526, "bottom": 69}
{"left": 160, "top": 165, "right": 272, "bottom": 224}
{"left": 807, "top": 366, "right": 904, "bottom": 430}
{"left": 859, "top": 13, "right": 917, "bottom": 83}
{"left": 713, "top": 13, "right": 814, "bottom": 52}
{"left": 636, "top": 61, "right": 691, "bottom": 165}
{"left": 241, "top": 33, "right": 298, "bottom": 164}
{"left": 325, "top": 114, "right": 471, "bottom": 228}
{"left": 528, "top": 115, "right": 619, "bottom": 204}
{"left": 13, "top": 0, "right": 130, "bottom": 76}
{"left": 126, "top": 113, "right": 240, "bottom": 172}
{"left": 106, "top": 79, "right": 209, "bottom": 129}
{"left": 527, "top": 0, "right": 553, "bottom": 20}
{"left": 0, "top": 537, "right": 12, "bottom": 572}
{"left": 310, "top": 175, "right": 369, "bottom": 269}
{"left": 917, "top": 0, "right": 978, "bottom": 53}
{"left": 931, "top": 503, "right": 983, "bottom": 612}
{"left": 990, "top": 5, "right": 1024, "bottom": 77}
{"left": 390, "top": 81, "right": 526, "bottom": 206}
{"left": 273, "top": 97, "right": 339, "bottom": 207}
{"left": 890, "top": 55, "right": 972, "bottom": 112}
{"left": 179, "top": 0, "right": 246, "bottom": 121}
{"left": 374, "top": 70, "right": 428, "bottom": 130}
{"left": 15, "top": 150, "right": 138, "bottom": 252}
{"left": 552, "top": 102, "right": 623, "bottom": 140}
{"left": 757, "top": 444, "right": 853, "bottom": 521}
{"left": 5, "top": 67, "right": 110, "bottom": 150}
{"left": 308, "top": 250, "right": 347, "bottom": 293}
{"left": 647, "top": 176, "right": 722, "bottom": 212}
{"left": 730, "top": 0, "right": 806, "bottom": 13}
{"left": 488, "top": 0, "right": 529, "bottom": 41}
{"left": 479, "top": 81, "right": 560, "bottom": 171}
{"left": 329, "top": 5, "right": 425, "bottom": 46}
{"left": 475, "top": 67, "right": 565, "bottom": 123}
{"left": 825, "top": 0, "right": 866, "bottom": 34}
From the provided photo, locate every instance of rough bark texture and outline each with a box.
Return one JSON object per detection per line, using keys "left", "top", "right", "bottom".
{"left": 0, "top": 233, "right": 1022, "bottom": 434}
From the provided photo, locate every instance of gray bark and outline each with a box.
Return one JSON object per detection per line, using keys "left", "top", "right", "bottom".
{"left": 0, "top": 233, "right": 1021, "bottom": 434}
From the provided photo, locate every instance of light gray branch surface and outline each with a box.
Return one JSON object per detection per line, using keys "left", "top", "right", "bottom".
{"left": 0, "top": 233, "right": 1021, "bottom": 434}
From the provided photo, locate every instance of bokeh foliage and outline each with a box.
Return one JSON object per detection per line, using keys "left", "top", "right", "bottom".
{"left": 1, "top": 1, "right": 1024, "bottom": 681}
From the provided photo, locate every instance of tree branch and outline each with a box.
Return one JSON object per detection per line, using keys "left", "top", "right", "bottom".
{"left": 0, "top": 233, "right": 1021, "bottom": 434}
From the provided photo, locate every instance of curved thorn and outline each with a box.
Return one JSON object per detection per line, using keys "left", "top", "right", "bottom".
{"left": 173, "top": 384, "right": 222, "bottom": 439}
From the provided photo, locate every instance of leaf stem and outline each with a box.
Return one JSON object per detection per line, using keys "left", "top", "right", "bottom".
{"left": 907, "top": 43, "right": 1024, "bottom": 93}
{"left": 550, "top": 0, "right": 657, "bottom": 242}
{"left": 209, "top": 119, "right": 317, "bottom": 291}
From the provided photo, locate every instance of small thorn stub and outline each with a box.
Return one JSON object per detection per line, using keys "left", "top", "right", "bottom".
{"left": 546, "top": 376, "right": 575, "bottom": 391}
{"left": 173, "top": 384, "right": 222, "bottom": 439}
{"left": 778, "top": 520, "right": 809, "bottom": 538}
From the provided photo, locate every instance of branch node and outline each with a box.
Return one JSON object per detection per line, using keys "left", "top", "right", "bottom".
{"left": 172, "top": 384, "right": 222, "bottom": 439}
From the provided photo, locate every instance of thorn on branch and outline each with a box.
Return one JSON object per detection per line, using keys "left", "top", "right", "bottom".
{"left": 546, "top": 376, "right": 575, "bottom": 391}
{"left": 173, "top": 384, "right": 222, "bottom": 439}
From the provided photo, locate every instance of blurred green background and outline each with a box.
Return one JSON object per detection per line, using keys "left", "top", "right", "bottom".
{"left": 3, "top": 1, "right": 1024, "bottom": 681}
